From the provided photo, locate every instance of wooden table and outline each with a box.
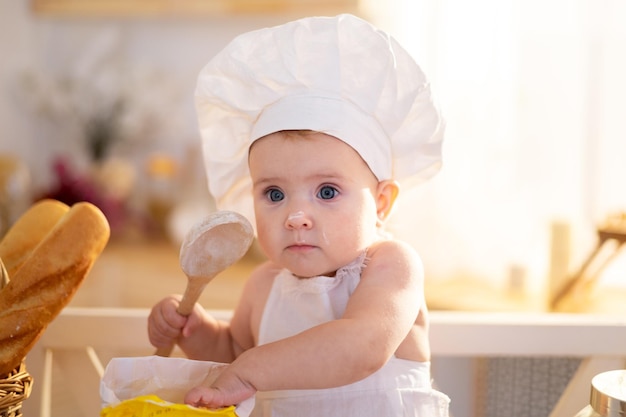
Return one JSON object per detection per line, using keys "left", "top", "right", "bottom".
{"left": 70, "top": 238, "right": 259, "bottom": 310}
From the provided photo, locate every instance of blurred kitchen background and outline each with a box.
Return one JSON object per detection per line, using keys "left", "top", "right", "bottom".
{"left": 2, "top": 1, "right": 626, "bottom": 416}
{"left": 2, "top": 0, "right": 626, "bottom": 312}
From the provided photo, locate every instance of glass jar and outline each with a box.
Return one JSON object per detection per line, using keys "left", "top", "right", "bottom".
{"left": 575, "top": 370, "right": 626, "bottom": 417}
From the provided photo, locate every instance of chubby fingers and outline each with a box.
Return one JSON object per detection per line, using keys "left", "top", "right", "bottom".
{"left": 185, "top": 370, "right": 256, "bottom": 409}
{"left": 147, "top": 295, "right": 187, "bottom": 347}
{"left": 185, "top": 386, "right": 228, "bottom": 409}
{"left": 179, "top": 301, "right": 211, "bottom": 338}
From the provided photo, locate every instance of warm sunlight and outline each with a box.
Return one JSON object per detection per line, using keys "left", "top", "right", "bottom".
{"left": 3, "top": 3, "right": 626, "bottom": 417}
{"left": 373, "top": 0, "right": 626, "bottom": 305}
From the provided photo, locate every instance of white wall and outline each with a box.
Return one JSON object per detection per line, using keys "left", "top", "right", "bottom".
{"left": 0, "top": 1, "right": 294, "bottom": 190}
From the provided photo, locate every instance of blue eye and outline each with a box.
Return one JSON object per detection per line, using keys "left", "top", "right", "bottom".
{"left": 266, "top": 188, "right": 284, "bottom": 202}
{"left": 317, "top": 186, "right": 338, "bottom": 200}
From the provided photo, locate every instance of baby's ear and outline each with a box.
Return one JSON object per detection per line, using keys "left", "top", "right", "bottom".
{"left": 375, "top": 180, "right": 400, "bottom": 223}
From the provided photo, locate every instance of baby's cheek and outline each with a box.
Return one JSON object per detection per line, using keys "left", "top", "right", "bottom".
{"left": 254, "top": 225, "right": 276, "bottom": 257}
{"left": 320, "top": 228, "right": 331, "bottom": 246}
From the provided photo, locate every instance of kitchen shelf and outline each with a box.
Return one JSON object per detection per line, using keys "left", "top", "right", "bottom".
{"left": 31, "top": 0, "right": 361, "bottom": 17}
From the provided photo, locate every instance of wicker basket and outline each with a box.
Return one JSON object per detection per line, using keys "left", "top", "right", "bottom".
{"left": 0, "top": 258, "right": 34, "bottom": 417}
{"left": 0, "top": 363, "right": 33, "bottom": 417}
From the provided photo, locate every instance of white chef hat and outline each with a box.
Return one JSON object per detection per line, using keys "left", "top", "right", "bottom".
{"left": 196, "top": 14, "right": 444, "bottom": 226}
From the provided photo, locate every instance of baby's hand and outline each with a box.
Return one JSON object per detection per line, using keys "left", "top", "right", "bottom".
{"left": 147, "top": 295, "right": 188, "bottom": 349}
{"left": 185, "top": 369, "right": 256, "bottom": 409}
{"left": 148, "top": 295, "right": 203, "bottom": 348}
{"left": 148, "top": 295, "right": 213, "bottom": 358}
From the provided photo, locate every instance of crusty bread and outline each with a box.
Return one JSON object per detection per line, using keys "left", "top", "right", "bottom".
{"left": 0, "top": 199, "right": 69, "bottom": 278}
{"left": 0, "top": 201, "right": 110, "bottom": 376}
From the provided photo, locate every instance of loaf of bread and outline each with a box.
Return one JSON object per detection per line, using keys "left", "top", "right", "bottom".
{"left": 0, "top": 199, "right": 69, "bottom": 278}
{"left": 0, "top": 201, "right": 110, "bottom": 376}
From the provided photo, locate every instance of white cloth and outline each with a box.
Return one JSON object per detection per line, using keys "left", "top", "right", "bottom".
{"left": 195, "top": 14, "right": 445, "bottom": 229}
{"left": 100, "top": 356, "right": 255, "bottom": 417}
{"left": 253, "top": 254, "right": 450, "bottom": 417}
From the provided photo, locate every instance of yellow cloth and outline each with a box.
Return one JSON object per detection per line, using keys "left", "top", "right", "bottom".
{"left": 100, "top": 395, "right": 237, "bottom": 417}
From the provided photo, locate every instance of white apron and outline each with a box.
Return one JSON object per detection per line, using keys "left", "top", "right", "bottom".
{"left": 251, "top": 253, "right": 450, "bottom": 417}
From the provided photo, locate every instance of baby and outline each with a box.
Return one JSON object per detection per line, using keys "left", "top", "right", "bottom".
{"left": 149, "top": 14, "right": 450, "bottom": 417}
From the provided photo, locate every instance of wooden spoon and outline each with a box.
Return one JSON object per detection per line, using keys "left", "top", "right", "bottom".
{"left": 155, "top": 210, "right": 254, "bottom": 357}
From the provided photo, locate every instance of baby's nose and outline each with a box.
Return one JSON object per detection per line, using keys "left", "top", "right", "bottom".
{"left": 285, "top": 211, "right": 312, "bottom": 229}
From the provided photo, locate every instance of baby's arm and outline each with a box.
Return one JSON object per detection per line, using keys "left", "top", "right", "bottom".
{"left": 186, "top": 239, "right": 424, "bottom": 408}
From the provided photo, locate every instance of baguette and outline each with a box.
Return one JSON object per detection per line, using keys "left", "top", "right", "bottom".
{"left": 0, "top": 199, "right": 70, "bottom": 278}
{"left": 0, "top": 201, "right": 110, "bottom": 376}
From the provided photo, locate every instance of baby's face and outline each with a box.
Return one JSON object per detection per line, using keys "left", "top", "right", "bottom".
{"left": 249, "top": 131, "right": 382, "bottom": 278}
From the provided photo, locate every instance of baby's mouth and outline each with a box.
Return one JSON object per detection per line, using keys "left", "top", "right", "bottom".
{"left": 286, "top": 240, "right": 316, "bottom": 251}
{"left": 288, "top": 242, "right": 314, "bottom": 249}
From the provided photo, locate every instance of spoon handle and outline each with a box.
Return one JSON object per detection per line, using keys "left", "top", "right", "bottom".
{"left": 154, "top": 280, "right": 208, "bottom": 357}
{"left": 178, "top": 280, "right": 208, "bottom": 315}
